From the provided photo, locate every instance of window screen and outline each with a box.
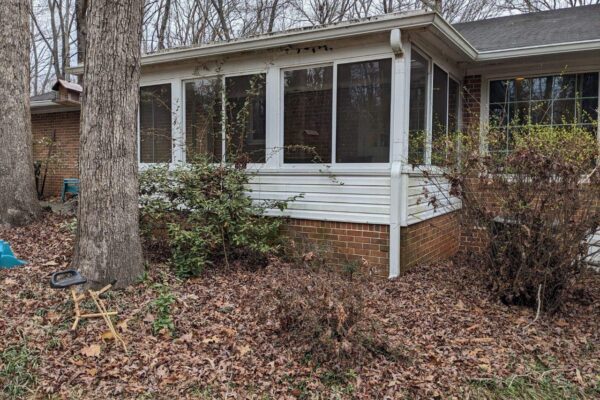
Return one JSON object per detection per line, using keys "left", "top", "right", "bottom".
{"left": 408, "top": 51, "right": 429, "bottom": 165}
{"left": 140, "top": 84, "right": 172, "bottom": 163}
{"left": 225, "top": 74, "right": 266, "bottom": 163}
{"left": 336, "top": 58, "right": 391, "bottom": 163}
{"left": 283, "top": 66, "right": 333, "bottom": 163}
{"left": 184, "top": 78, "right": 222, "bottom": 161}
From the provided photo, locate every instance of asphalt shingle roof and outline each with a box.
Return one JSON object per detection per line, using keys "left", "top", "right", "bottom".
{"left": 453, "top": 5, "right": 600, "bottom": 52}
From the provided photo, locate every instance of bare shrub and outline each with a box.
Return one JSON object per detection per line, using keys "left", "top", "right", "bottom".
{"left": 425, "top": 125, "right": 600, "bottom": 313}
{"left": 261, "top": 266, "right": 402, "bottom": 370}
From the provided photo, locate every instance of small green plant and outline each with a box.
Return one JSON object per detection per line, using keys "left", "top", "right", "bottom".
{"left": 150, "top": 284, "right": 176, "bottom": 335}
{"left": 140, "top": 157, "right": 295, "bottom": 277}
{"left": 0, "top": 343, "right": 38, "bottom": 399}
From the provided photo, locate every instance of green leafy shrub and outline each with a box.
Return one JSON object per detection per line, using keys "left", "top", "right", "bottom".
{"left": 140, "top": 157, "right": 293, "bottom": 277}
{"left": 425, "top": 125, "right": 600, "bottom": 313}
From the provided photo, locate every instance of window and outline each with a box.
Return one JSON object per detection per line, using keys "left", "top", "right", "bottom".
{"left": 225, "top": 74, "right": 266, "bottom": 163}
{"left": 408, "top": 52, "right": 461, "bottom": 166}
{"left": 184, "top": 78, "right": 222, "bottom": 161}
{"left": 139, "top": 84, "right": 172, "bottom": 163}
{"left": 489, "top": 73, "right": 599, "bottom": 153}
{"left": 408, "top": 50, "right": 428, "bottom": 165}
{"left": 283, "top": 66, "right": 333, "bottom": 163}
{"left": 336, "top": 59, "right": 392, "bottom": 163}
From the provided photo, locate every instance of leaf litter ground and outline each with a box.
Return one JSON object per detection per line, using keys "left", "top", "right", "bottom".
{"left": 0, "top": 213, "right": 598, "bottom": 399}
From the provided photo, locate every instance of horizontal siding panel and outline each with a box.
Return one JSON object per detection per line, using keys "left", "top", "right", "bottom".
{"left": 406, "top": 175, "right": 460, "bottom": 226}
{"left": 247, "top": 183, "right": 390, "bottom": 196}
{"left": 249, "top": 191, "right": 389, "bottom": 205}
{"left": 248, "top": 172, "right": 391, "bottom": 224}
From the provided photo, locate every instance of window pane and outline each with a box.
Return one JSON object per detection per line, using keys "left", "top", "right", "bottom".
{"left": 490, "top": 80, "right": 511, "bottom": 103}
{"left": 185, "top": 78, "right": 222, "bottom": 161}
{"left": 448, "top": 78, "right": 460, "bottom": 133}
{"left": 531, "top": 76, "right": 553, "bottom": 100}
{"left": 225, "top": 74, "right": 266, "bottom": 163}
{"left": 284, "top": 67, "right": 333, "bottom": 163}
{"left": 553, "top": 75, "right": 576, "bottom": 99}
{"left": 514, "top": 78, "right": 531, "bottom": 101}
{"left": 579, "top": 73, "right": 599, "bottom": 98}
{"left": 530, "top": 100, "right": 551, "bottom": 125}
{"left": 140, "top": 84, "right": 172, "bottom": 163}
{"left": 408, "top": 51, "right": 428, "bottom": 165}
{"left": 580, "top": 98, "right": 599, "bottom": 124}
{"left": 552, "top": 99, "right": 576, "bottom": 124}
{"left": 336, "top": 59, "right": 391, "bottom": 163}
{"left": 432, "top": 65, "right": 448, "bottom": 141}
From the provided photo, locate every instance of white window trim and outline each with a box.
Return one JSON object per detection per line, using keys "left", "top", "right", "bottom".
{"left": 279, "top": 55, "right": 395, "bottom": 171}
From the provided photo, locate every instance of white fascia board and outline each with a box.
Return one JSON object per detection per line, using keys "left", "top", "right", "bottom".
{"left": 430, "top": 14, "right": 478, "bottom": 60}
{"left": 476, "top": 39, "right": 600, "bottom": 61}
{"left": 67, "top": 12, "right": 438, "bottom": 75}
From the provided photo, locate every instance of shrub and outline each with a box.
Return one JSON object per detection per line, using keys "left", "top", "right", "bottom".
{"left": 425, "top": 125, "right": 600, "bottom": 313}
{"left": 139, "top": 157, "right": 293, "bottom": 277}
{"left": 262, "top": 266, "right": 401, "bottom": 370}
{"left": 150, "top": 284, "right": 176, "bottom": 335}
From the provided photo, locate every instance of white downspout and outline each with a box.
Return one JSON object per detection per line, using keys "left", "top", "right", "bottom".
{"left": 389, "top": 29, "right": 407, "bottom": 279}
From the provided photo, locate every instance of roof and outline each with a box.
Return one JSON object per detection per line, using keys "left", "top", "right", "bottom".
{"left": 63, "top": 5, "right": 600, "bottom": 73}
{"left": 30, "top": 92, "right": 56, "bottom": 102}
{"left": 52, "top": 79, "right": 82, "bottom": 93}
{"left": 453, "top": 5, "right": 600, "bottom": 52}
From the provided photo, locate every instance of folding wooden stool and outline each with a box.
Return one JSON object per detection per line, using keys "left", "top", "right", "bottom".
{"left": 50, "top": 270, "right": 127, "bottom": 351}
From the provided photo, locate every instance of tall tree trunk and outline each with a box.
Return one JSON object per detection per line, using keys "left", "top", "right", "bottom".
{"left": 74, "top": 0, "right": 144, "bottom": 289}
{"left": 0, "top": 0, "right": 41, "bottom": 226}
{"left": 157, "top": 0, "right": 171, "bottom": 50}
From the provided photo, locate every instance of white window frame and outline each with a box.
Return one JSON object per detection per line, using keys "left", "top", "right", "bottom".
{"left": 279, "top": 55, "right": 395, "bottom": 170}
{"left": 181, "top": 70, "right": 268, "bottom": 167}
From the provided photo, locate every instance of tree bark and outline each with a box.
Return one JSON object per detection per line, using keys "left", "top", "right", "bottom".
{"left": 74, "top": 0, "right": 144, "bottom": 289}
{"left": 75, "top": 0, "right": 87, "bottom": 83}
{"left": 0, "top": 0, "right": 41, "bottom": 226}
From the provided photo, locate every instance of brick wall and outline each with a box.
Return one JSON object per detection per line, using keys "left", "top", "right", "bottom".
{"left": 400, "top": 212, "right": 460, "bottom": 271}
{"left": 463, "top": 75, "right": 481, "bottom": 134}
{"left": 282, "top": 219, "right": 390, "bottom": 276}
{"left": 283, "top": 211, "right": 461, "bottom": 277}
{"left": 31, "top": 111, "right": 80, "bottom": 198}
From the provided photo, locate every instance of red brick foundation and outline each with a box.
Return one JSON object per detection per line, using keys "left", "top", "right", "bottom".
{"left": 400, "top": 212, "right": 460, "bottom": 271}
{"left": 283, "top": 211, "right": 461, "bottom": 277}
{"left": 31, "top": 111, "right": 81, "bottom": 198}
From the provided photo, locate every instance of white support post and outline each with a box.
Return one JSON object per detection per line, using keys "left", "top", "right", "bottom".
{"left": 171, "top": 79, "right": 184, "bottom": 164}
{"left": 389, "top": 29, "right": 408, "bottom": 279}
{"left": 265, "top": 65, "right": 281, "bottom": 169}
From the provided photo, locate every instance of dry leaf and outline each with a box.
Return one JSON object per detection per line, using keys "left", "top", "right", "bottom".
{"left": 237, "top": 344, "right": 251, "bottom": 356}
{"left": 101, "top": 330, "right": 115, "bottom": 341}
{"left": 81, "top": 344, "right": 101, "bottom": 358}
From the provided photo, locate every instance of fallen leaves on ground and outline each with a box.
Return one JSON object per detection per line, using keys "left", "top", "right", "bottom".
{"left": 0, "top": 213, "right": 598, "bottom": 399}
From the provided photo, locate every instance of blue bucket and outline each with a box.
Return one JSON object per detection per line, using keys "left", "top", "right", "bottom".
{"left": 0, "top": 240, "right": 27, "bottom": 269}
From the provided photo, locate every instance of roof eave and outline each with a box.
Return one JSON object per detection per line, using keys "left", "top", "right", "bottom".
{"left": 67, "top": 11, "right": 438, "bottom": 75}
{"left": 476, "top": 39, "right": 600, "bottom": 61}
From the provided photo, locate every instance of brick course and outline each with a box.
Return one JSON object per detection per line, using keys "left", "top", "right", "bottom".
{"left": 283, "top": 212, "right": 461, "bottom": 277}
{"left": 462, "top": 75, "right": 482, "bottom": 135}
{"left": 31, "top": 111, "right": 81, "bottom": 198}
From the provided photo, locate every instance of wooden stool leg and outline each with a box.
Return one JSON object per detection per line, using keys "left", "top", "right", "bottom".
{"left": 88, "top": 288, "right": 127, "bottom": 352}
{"left": 71, "top": 287, "right": 81, "bottom": 330}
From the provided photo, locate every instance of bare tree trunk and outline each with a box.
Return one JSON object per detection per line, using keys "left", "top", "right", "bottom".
{"left": 0, "top": 0, "right": 41, "bottom": 227}
{"left": 75, "top": 0, "right": 87, "bottom": 84}
{"left": 74, "top": 0, "right": 144, "bottom": 289}
{"left": 157, "top": 0, "right": 171, "bottom": 50}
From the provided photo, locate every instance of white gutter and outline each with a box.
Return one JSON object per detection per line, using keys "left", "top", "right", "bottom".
{"left": 477, "top": 39, "right": 600, "bottom": 61}
{"left": 68, "top": 11, "right": 440, "bottom": 75}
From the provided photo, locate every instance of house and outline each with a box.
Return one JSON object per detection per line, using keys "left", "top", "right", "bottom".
{"left": 30, "top": 5, "right": 600, "bottom": 277}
